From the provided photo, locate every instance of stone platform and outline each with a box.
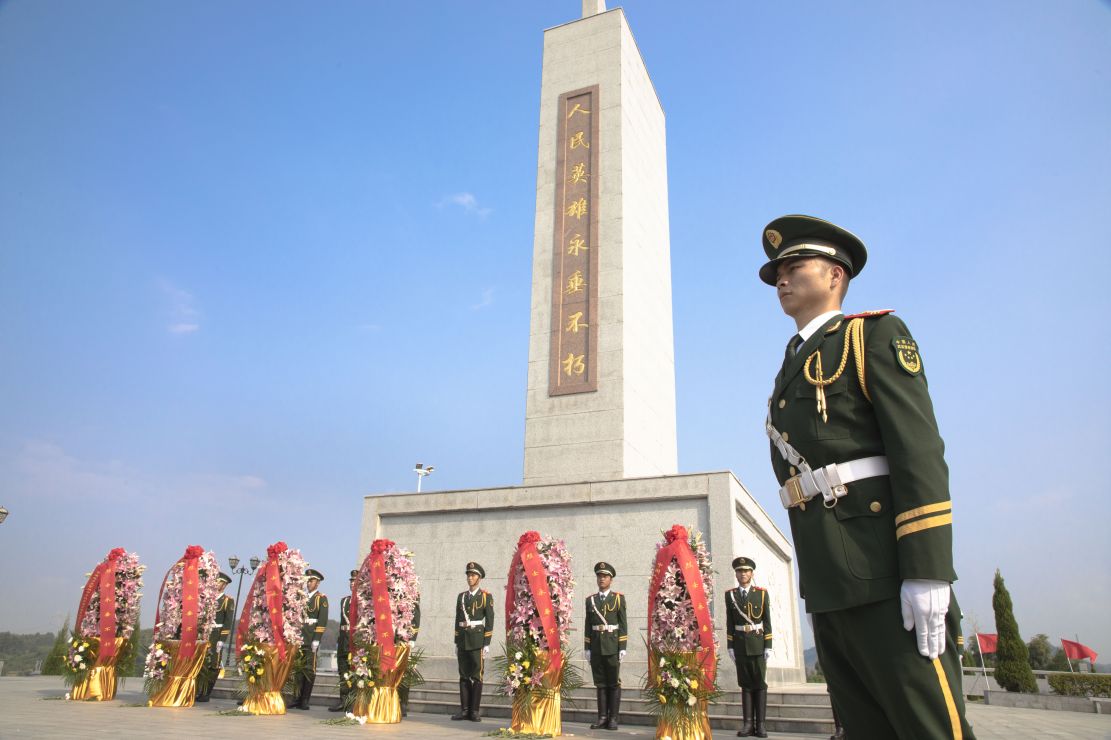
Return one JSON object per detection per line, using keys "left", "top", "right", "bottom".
{"left": 359, "top": 471, "right": 806, "bottom": 685}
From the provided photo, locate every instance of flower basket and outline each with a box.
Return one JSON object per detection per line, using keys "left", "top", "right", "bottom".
{"left": 234, "top": 541, "right": 307, "bottom": 715}
{"left": 66, "top": 548, "right": 144, "bottom": 702}
{"left": 145, "top": 545, "right": 223, "bottom": 707}
{"left": 345, "top": 539, "right": 421, "bottom": 723}
{"left": 643, "top": 525, "right": 720, "bottom": 740}
{"left": 496, "top": 531, "right": 582, "bottom": 737}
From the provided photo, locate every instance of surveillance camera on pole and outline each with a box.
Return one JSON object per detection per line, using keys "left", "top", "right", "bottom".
{"left": 414, "top": 463, "right": 435, "bottom": 492}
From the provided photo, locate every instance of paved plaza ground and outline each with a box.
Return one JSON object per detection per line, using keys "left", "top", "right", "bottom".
{"left": 1, "top": 677, "right": 1109, "bottom": 739}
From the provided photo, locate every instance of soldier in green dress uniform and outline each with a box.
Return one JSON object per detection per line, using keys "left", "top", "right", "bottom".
{"left": 725, "top": 557, "right": 772, "bottom": 737}
{"left": 759, "top": 214, "right": 974, "bottom": 739}
{"left": 194, "top": 571, "right": 234, "bottom": 702}
{"left": 293, "top": 568, "right": 328, "bottom": 710}
{"left": 329, "top": 570, "right": 357, "bottom": 712}
{"left": 451, "top": 561, "right": 493, "bottom": 722}
{"left": 397, "top": 596, "right": 420, "bottom": 717}
{"left": 584, "top": 561, "right": 627, "bottom": 730}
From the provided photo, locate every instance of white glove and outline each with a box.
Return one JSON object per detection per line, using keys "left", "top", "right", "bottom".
{"left": 584, "top": 650, "right": 591, "bottom": 662}
{"left": 900, "top": 579, "right": 950, "bottom": 659}
{"left": 728, "top": 648, "right": 735, "bottom": 662}
{"left": 311, "top": 641, "right": 320, "bottom": 653}
{"left": 216, "top": 641, "right": 224, "bottom": 654}
{"left": 483, "top": 646, "right": 490, "bottom": 656}
{"left": 763, "top": 648, "right": 773, "bottom": 661}
{"left": 618, "top": 650, "right": 626, "bottom": 662}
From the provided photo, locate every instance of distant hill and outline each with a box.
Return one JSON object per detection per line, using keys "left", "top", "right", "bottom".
{"left": 0, "top": 631, "right": 55, "bottom": 675}
{"left": 804, "top": 646, "right": 818, "bottom": 671}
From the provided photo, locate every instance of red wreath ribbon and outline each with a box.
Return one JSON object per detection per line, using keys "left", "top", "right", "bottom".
{"left": 154, "top": 545, "right": 204, "bottom": 659}
{"left": 647, "top": 525, "right": 717, "bottom": 684}
{"left": 349, "top": 539, "right": 401, "bottom": 675}
{"left": 505, "top": 531, "right": 562, "bottom": 677}
{"left": 236, "top": 541, "right": 289, "bottom": 659}
{"left": 76, "top": 547, "right": 127, "bottom": 662}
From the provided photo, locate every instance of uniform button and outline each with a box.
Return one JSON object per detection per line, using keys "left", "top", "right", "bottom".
{"left": 778, "top": 399, "right": 786, "bottom": 409}
{"left": 799, "top": 503, "right": 806, "bottom": 512}
{"left": 781, "top": 432, "right": 789, "bottom": 442}
{"left": 870, "top": 501, "right": 882, "bottom": 513}
{"left": 789, "top": 466, "right": 797, "bottom": 476}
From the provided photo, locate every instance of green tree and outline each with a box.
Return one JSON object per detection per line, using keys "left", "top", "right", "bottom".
{"left": 1027, "top": 634, "right": 1054, "bottom": 670}
{"left": 992, "top": 569, "right": 1037, "bottom": 692}
{"left": 41, "top": 618, "right": 71, "bottom": 675}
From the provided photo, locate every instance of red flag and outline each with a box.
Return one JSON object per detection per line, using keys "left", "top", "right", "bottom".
{"left": 976, "top": 633, "right": 998, "bottom": 654}
{"left": 1060, "top": 638, "right": 1098, "bottom": 663}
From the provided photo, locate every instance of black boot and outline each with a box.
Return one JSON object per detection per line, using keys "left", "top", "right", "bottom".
{"left": 194, "top": 678, "right": 211, "bottom": 703}
{"left": 328, "top": 688, "right": 347, "bottom": 712}
{"left": 296, "top": 677, "right": 315, "bottom": 709}
{"left": 753, "top": 688, "right": 768, "bottom": 738}
{"left": 590, "top": 687, "right": 609, "bottom": 729}
{"left": 450, "top": 679, "right": 471, "bottom": 720}
{"left": 398, "top": 683, "right": 409, "bottom": 717}
{"left": 830, "top": 702, "right": 845, "bottom": 739}
{"left": 604, "top": 685, "right": 621, "bottom": 730}
{"left": 738, "top": 689, "right": 754, "bottom": 736}
{"left": 468, "top": 680, "right": 483, "bottom": 721}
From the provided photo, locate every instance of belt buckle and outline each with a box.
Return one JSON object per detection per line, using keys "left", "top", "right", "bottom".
{"left": 784, "top": 475, "right": 807, "bottom": 508}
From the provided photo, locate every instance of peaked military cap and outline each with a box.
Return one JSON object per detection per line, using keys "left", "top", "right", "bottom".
{"left": 759, "top": 214, "right": 868, "bottom": 286}
{"left": 465, "top": 561, "right": 485, "bottom": 578}
{"left": 305, "top": 568, "right": 325, "bottom": 581}
{"left": 217, "top": 572, "right": 232, "bottom": 585}
{"left": 349, "top": 569, "right": 358, "bottom": 580}
{"left": 732, "top": 556, "right": 756, "bottom": 571}
{"left": 593, "top": 561, "right": 616, "bottom": 577}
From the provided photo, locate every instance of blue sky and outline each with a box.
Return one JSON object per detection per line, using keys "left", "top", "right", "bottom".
{"left": 1, "top": 1, "right": 1109, "bottom": 658}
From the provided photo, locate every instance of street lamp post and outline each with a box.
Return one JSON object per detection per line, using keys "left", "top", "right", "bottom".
{"left": 413, "top": 463, "right": 435, "bottom": 492}
{"left": 224, "top": 555, "right": 260, "bottom": 667}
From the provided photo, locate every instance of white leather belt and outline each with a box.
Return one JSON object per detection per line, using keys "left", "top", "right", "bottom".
{"left": 592, "top": 624, "right": 619, "bottom": 632}
{"left": 459, "top": 620, "right": 485, "bottom": 628}
{"left": 735, "top": 624, "right": 764, "bottom": 633}
{"left": 778, "top": 455, "right": 889, "bottom": 508}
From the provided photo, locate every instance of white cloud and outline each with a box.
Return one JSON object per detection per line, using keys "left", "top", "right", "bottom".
{"left": 439, "top": 192, "right": 492, "bottom": 219}
{"left": 158, "top": 278, "right": 201, "bottom": 334}
{"left": 471, "top": 287, "right": 495, "bottom": 311}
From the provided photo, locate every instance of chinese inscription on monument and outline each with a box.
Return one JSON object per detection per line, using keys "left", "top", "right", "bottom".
{"left": 549, "top": 86, "right": 600, "bottom": 396}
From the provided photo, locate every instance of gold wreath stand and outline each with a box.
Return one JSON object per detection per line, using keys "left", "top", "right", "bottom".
{"left": 240, "top": 643, "right": 297, "bottom": 715}
{"left": 70, "top": 637, "right": 127, "bottom": 701}
{"left": 351, "top": 644, "right": 410, "bottom": 723}
{"left": 510, "top": 649, "right": 564, "bottom": 737}
{"left": 649, "top": 650, "right": 712, "bottom": 740}
{"left": 147, "top": 640, "right": 210, "bottom": 707}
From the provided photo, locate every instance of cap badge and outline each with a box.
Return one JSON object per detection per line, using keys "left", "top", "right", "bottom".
{"left": 765, "top": 229, "right": 783, "bottom": 249}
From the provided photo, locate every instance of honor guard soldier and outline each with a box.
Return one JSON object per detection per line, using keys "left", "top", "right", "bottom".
{"left": 329, "top": 570, "right": 357, "bottom": 712}
{"left": 195, "top": 571, "right": 234, "bottom": 702}
{"left": 726, "top": 557, "right": 772, "bottom": 737}
{"left": 759, "top": 215, "right": 973, "bottom": 738}
{"left": 293, "top": 568, "right": 328, "bottom": 710}
{"left": 583, "top": 561, "right": 627, "bottom": 731}
{"left": 451, "top": 561, "right": 493, "bottom": 722}
{"left": 398, "top": 596, "right": 420, "bottom": 717}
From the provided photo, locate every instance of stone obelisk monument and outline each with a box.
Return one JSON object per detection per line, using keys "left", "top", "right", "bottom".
{"left": 361, "top": 2, "right": 805, "bottom": 684}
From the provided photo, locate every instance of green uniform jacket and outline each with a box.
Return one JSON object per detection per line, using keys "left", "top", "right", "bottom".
{"left": 725, "top": 586, "right": 772, "bottom": 656}
{"left": 209, "top": 594, "right": 235, "bottom": 647}
{"left": 583, "top": 591, "right": 628, "bottom": 656}
{"left": 454, "top": 590, "right": 494, "bottom": 651}
{"left": 407, "top": 601, "right": 421, "bottom": 643}
{"left": 302, "top": 591, "right": 329, "bottom": 647}
{"left": 337, "top": 595, "right": 351, "bottom": 654}
{"left": 768, "top": 312, "right": 956, "bottom": 613}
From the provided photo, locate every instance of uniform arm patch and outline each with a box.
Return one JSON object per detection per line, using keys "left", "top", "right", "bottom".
{"left": 892, "top": 336, "right": 922, "bottom": 375}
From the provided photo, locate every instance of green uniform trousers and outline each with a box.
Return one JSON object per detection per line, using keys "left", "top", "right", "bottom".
{"left": 457, "top": 648, "right": 484, "bottom": 681}
{"left": 735, "top": 654, "right": 767, "bottom": 691}
{"left": 590, "top": 652, "right": 620, "bottom": 688}
{"left": 813, "top": 592, "right": 975, "bottom": 740}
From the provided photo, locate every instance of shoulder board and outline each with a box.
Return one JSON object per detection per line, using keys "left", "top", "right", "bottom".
{"left": 754, "top": 586, "right": 765, "bottom": 591}
{"left": 844, "top": 309, "right": 895, "bottom": 320}
{"left": 614, "top": 591, "right": 623, "bottom": 597}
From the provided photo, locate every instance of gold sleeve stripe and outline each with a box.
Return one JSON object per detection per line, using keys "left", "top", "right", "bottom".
{"left": 931, "top": 658, "right": 963, "bottom": 740}
{"left": 895, "top": 501, "right": 952, "bottom": 526}
{"left": 764, "top": 634, "right": 773, "bottom": 640}
{"left": 726, "top": 635, "right": 734, "bottom": 642}
{"left": 896, "top": 513, "right": 952, "bottom": 540}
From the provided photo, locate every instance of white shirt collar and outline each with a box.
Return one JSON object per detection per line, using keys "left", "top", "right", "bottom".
{"left": 797, "top": 310, "right": 843, "bottom": 343}
{"left": 468, "top": 587, "right": 480, "bottom": 596}
{"left": 597, "top": 589, "right": 610, "bottom": 598}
